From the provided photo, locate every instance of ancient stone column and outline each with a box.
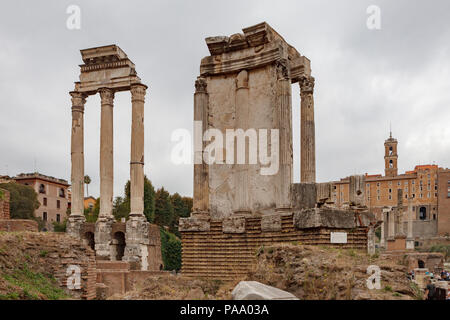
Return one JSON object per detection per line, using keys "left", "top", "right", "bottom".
{"left": 380, "top": 211, "right": 385, "bottom": 249}
{"left": 234, "top": 70, "right": 251, "bottom": 215}
{"left": 129, "top": 84, "right": 147, "bottom": 217}
{"left": 406, "top": 199, "right": 414, "bottom": 250}
{"left": 300, "top": 76, "right": 316, "bottom": 183}
{"left": 67, "top": 91, "right": 86, "bottom": 238}
{"left": 192, "top": 77, "right": 209, "bottom": 215}
{"left": 124, "top": 83, "right": 151, "bottom": 270}
{"left": 99, "top": 88, "right": 115, "bottom": 218}
{"left": 95, "top": 87, "right": 115, "bottom": 260}
{"left": 387, "top": 209, "right": 395, "bottom": 241}
{"left": 276, "top": 60, "right": 292, "bottom": 211}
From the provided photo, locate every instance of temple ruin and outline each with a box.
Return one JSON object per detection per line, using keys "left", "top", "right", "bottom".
{"left": 180, "top": 22, "right": 377, "bottom": 280}
{"left": 66, "top": 45, "right": 162, "bottom": 271}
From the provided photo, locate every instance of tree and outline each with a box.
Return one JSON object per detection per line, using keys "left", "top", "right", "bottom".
{"left": 84, "top": 197, "right": 99, "bottom": 222}
{"left": 160, "top": 227, "right": 182, "bottom": 271}
{"left": 113, "top": 175, "right": 155, "bottom": 222}
{"left": 154, "top": 187, "right": 174, "bottom": 228}
{"left": 0, "top": 182, "right": 40, "bottom": 220}
{"left": 84, "top": 175, "right": 91, "bottom": 197}
{"left": 170, "top": 193, "right": 193, "bottom": 236}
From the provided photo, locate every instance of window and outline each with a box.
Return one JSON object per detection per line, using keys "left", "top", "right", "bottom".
{"left": 39, "top": 184, "right": 46, "bottom": 194}
{"left": 433, "top": 214, "right": 436, "bottom": 220}
{"left": 405, "top": 194, "right": 408, "bottom": 199}
{"left": 397, "top": 182, "right": 401, "bottom": 186}
{"left": 420, "top": 193, "right": 423, "bottom": 198}
{"left": 427, "top": 192, "right": 430, "bottom": 198}
{"left": 43, "top": 212, "right": 47, "bottom": 221}
{"left": 56, "top": 214, "right": 60, "bottom": 223}
{"left": 377, "top": 183, "right": 380, "bottom": 187}
{"left": 405, "top": 187, "right": 408, "bottom": 192}
{"left": 389, "top": 188, "right": 392, "bottom": 193}
{"left": 388, "top": 195, "right": 392, "bottom": 200}
{"left": 57, "top": 200, "right": 60, "bottom": 209}
{"left": 43, "top": 198, "right": 47, "bottom": 206}
{"left": 434, "top": 193, "right": 437, "bottom": 198}
{"left": 412, "top": 194, "right": 415, "bottom": 198}
{"left": 377, "top": 196, "right": 380, "bottom": 201}
{"left": 412, "top": 181, "right": 415, "bottom": 185}
{"left": 59, "top": 188, "right": 65, "bottom": 198}
{"left": 419, "top": 207, "right": 427, "bottom": 220}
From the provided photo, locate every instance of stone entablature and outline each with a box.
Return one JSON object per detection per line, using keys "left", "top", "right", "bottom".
{"left": 200, "top": 22, "right": 311, "bottom": 83}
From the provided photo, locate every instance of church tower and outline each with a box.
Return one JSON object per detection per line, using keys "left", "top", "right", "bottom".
{"left": 384, "top": 130, "right": 398, "bottom": 177}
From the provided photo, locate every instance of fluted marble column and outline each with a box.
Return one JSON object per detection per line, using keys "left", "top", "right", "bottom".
{"left": 406, "top": 199, "right": 415, "bottom": 249}
{"left": 129, "top": 84, "right": 147, "bottom": 217}
{"left": 193, "top": 77, "right": 209, "bottom": 215}
{"left": 380, "top": 211, "right": 385, "bottom": 248}
{"left": 70, "top": 91, "right": 86, "bottom": 217}
{"left": 99, "top": 88, "right": 115, "bottom": 218}
{"left": 67, "top": 91, "right": 86, "bottom": 238}
{"left": 300, "top": 76, "right": 316, "bottom": 183}
{"left": 234, "top": 70, "right": 251, "bottom": 215}
{"left": 276, "top": 60, "right": 292, "bottom": 211}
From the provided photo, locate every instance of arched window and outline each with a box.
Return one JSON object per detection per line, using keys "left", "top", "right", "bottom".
{"left": 59, "top": 188, "right": 65, "bottom": 198}
{"left": 419, "top": 207, "right": 427, "bottom": 220}
{"left": 39, "top": 184, "right": 46, "bottom": 194}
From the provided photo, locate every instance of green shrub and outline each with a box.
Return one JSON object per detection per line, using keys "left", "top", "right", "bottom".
{"left": 160, "top": 228, "right": 181, "bottom": 271}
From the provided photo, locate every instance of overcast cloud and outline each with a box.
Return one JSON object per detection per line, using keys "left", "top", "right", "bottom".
{"left": 0, "top": 0, "right": 449, "bottom": 198}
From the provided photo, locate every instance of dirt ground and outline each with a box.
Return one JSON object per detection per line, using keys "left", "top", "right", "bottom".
{"left": 111, "top": 244, "right": 422, "bottom": 300}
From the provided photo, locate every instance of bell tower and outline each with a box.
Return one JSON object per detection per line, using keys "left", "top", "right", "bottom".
{"left": 384, "top": 130, "right": 398, "bottom": 177}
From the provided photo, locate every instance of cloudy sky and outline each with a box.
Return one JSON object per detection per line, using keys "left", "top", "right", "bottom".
{"left": 1, "top": 0, "right": 449, "bottom": 198}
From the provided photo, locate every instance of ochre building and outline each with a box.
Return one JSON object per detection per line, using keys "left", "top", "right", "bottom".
{"left": 331, "top": 133, "right": 450, "bottom": 241}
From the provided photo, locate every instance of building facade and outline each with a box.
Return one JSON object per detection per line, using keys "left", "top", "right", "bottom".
{"left": 14, "top": 173, "right": 70, "bottom": 229}
{"left": 331, "top": 134, "right": 449, "bottom": 241}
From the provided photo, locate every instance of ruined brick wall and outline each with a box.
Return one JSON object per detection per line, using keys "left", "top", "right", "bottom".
{"left": 0, "top": 219, "right": 38, "bottom": 232}
{"left": 181, "top": 214, "right": 367, "bottom": 280}
{"left": 0, "top": 189, "right": 10, "bottom": 219}
{"left": 0, "top": 232, "right": 97, "bottom": 300}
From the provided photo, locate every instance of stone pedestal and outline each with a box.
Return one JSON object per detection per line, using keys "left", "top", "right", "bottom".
{"left": 67, "top": 215, "right": 86, "bottom": 238}
{"left": 123, "top": 216, "right": 150, "bottom": 270}
{"left": 95, "top": 217, "right": 114, "bottom": 260}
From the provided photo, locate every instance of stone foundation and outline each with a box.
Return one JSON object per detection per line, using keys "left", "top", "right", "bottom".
{"left": 181, "top": 213, "right": 369, "bottom": 280}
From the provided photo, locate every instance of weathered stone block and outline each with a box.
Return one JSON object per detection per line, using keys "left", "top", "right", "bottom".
{"left": 222, "top": 216, "right": 246, "bottom": 233}
{"left": 232, "top": 281, "right": 299, "bottom": 300}
{"left": 291, "top": 183, "right": 316, "bottom": 209}
{"left": 349, "top": 175, "right": 366, "bottom": 207}
{"left": 261, "top": 214, "right": 281, "bottom": 232}
{"left": 293, "top": 208, "right": 356, "bottom": 229}
{"left": 179, "top": 217, "right": 210, "bottom": 232}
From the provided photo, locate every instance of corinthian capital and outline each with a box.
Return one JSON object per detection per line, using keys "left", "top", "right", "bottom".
{"left": 300, "top": 76, "right": 315, "bottom": 94}
{"left": 99, "top": 88, "right": 115, "bottom": 105}
{"left": 195, "top": 77, "right": 207, "bottom": 93}
{"left": 131, "top": 84, "right": 147, "bottom": 103}
{"left": 70, "top": 91, "right": 86, "bottom": 111}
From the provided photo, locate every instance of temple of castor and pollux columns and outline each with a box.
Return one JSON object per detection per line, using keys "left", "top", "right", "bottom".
{"left": 66, "top": 22, "right": 377, "bottom": 278}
